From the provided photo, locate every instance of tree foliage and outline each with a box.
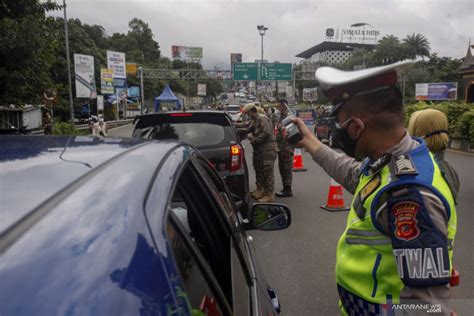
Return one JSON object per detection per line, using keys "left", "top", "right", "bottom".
{"left": 1, "top": 1, "right": 223, "bottom": 118}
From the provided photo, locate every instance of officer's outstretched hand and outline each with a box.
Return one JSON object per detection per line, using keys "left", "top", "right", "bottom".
{"left": 291, "top": 118, "right": 323, "bottom": 155}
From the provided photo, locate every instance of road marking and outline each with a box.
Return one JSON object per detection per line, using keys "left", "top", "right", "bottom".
{"left": 446, "top": 149, "right": 474, "bottom": 157}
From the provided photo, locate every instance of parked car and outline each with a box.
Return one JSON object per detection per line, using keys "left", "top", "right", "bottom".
{"left": 0, "top": 135, "right": 291, "bottom": 316}
{"left": 132, "top": 111, "right": 250, "bottom": 216}
{"left": 314, "top": 116, "right": 336, "bottom": 147}
{"left": 224, "top": 105, "right": 243, "bottom": 122}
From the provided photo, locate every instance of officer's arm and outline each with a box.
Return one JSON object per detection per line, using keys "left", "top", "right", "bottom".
{"left": 291, "top": 117, "right": 361, "bottom": 193}
{"left": 377, "top": 187, "right": 452, "bottom": 315}
{"left": 252, "top": 117, "right": 271, "bottom": 145}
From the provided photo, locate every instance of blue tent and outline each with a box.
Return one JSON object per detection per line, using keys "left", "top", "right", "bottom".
{"left": 154, "top": 85, "right": 181, "bottom": 111}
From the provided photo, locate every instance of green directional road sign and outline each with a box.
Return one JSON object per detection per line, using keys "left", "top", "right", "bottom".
{"left": 260, "top": 63, "right": 293, "bottom": 81}
{"left": 233, "top": 63, "right": 258, "bottom": 81}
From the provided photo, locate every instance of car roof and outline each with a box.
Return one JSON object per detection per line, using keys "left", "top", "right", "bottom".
{"left": 0, "top": 136, "right": 180, "bottom": 234}
{"left": 0, "top": 136, "right": 194, "bottom": 314}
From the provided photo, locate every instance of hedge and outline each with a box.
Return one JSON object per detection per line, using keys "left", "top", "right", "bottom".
{"left": 404, "top": 101, "right": 474, "bottom": 142}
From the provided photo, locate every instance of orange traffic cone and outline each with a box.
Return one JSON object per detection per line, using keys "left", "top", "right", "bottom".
{"left": 320, "top": 178, "right": 350, "bottom": 212}
{"left": 292, "top": 148, "right": 307, "bottom": 172}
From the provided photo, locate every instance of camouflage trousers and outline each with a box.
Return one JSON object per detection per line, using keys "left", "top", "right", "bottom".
{"left": 278, "top": 148, "right": 293, "bottom": 187}
{"left": 253, "top": 148, "right": 276, "bottom": 195}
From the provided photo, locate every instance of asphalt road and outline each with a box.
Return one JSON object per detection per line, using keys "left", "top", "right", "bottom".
{"left": 109, "top": 124, "right": 474, "bottom": 315}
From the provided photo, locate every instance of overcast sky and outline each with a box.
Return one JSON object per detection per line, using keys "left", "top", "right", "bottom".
{"left": 55, "top": 0, "right": 474, "bottom": 69}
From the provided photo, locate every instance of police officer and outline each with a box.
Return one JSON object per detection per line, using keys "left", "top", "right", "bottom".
{"left": 275, "top": 99, "right": 293, "bottom": 197}
{"left": 292, "top": 61, "right": 457, "bottom": 315}
{"left": 242, "top": 103, "right": 278, "bottom": 202}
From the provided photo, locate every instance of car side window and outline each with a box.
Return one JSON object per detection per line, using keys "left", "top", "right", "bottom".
{"left": 166, "top": 220, "right": 224, "bottom": 316}
{"left": 167, "top": 163, "right": 233, "bottom": 313}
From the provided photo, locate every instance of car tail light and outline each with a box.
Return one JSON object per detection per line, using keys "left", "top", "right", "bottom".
{"left": 170, "top": 113, "right": 193, "bottom": 117}
{"left": 230, "top": 144, "right": 242, "bottom": 172}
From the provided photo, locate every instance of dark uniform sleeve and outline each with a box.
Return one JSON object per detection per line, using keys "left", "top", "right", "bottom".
{"left": 376, "top": 186, "right": 452, "bottom": 315}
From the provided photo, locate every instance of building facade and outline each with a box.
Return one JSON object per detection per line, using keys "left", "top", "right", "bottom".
{"left": 295, "top": 41, "right": 376, "bottom": 65}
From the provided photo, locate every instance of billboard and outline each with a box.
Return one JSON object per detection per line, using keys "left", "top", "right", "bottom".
{"left": 126, "top": 63, "right": 137, "bottom": 76}
{"left": 231, "top": 53, "right": 242, "bottom": 64}
{"left": 107, "top": 51, "right": 126, "bottom": 79}
{"left": 128, "top": 86, "right": 140, "bottom": 97}
{"left": 296, "top": 109, "right": 316, "bottom": 125}
{"left": 415, "top": 82, "right": 458, "bottom": 101}
{"left": 97, "top": 95, "right": 104, "bottom": 111}
{"left": 303, "top": 87, "right": 318, "bottom": 102}
{"left": 197, "top": 84, "right": 206, "bottom": 96}
{"left": 74, "top": 54, "right": 96, "bottom": 98}
{"left": 172, "top": 45, "right": 203, "bottom": 60}
{"left": 100, "top": 69, "right": 114, "bottom": 94}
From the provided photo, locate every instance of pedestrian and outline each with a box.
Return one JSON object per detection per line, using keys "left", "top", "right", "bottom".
{"left": 408, "top": 109, "right": 460, "bottom": 201}
{"left": 242, "top": 103, "right": 278, "bottom": 202}
{"left": 43, "top": 112, "right": 53, "bottom": 135}
{"left": 292, "top": 61, "right": 457, "bottom": 315}
{"left": 275, "top": 99, "right": 294, "bottom": 197}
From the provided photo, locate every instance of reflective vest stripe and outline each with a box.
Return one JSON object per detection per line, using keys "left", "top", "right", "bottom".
{"left": 346, "top": 229, "right": 385, "bottom": 237}
{"left": 345, "top": 237, "right": 392, "bottom": 245}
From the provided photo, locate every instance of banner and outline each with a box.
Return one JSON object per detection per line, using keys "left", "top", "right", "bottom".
{"left": 231, "top": 53, "right": 242, "bottom": 64}
{"left": 74, "top": 54, "right": 96, "bottom": 98}
{"left": 303, "top": 87, "right": 318, "bottom": 102}
{"left": 415, "top": 82, "right": 458, "bottom": 101}
{"left": 126, "top": 63, "right": 137, "bottom": 76}
{"left": 172, "top": 45, "right": 203, "bottom": 60}
{"left": 107, "top": 51, "right": 126, "bottom": 79}
{"left": 100, "top": 69, "right": 114, "bottom": 94}
{"left": 197, "top": 84, "right": 206, "bottom": 96}
{"left": 297, "top": 109, "right": 316, "bottom": 125}
{"left": 128, "top": 86, "right": 140, "bottom": 97}
{"left": 97, "top": 95, "right": 104, "bottom": 111}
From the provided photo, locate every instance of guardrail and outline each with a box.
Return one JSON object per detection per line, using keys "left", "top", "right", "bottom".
{"left": 75, "top": 119, "right": 134, "bottom": 131}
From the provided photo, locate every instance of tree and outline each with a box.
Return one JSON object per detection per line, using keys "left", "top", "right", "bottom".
{"left": 0, "top": 0, "right": 61, "bottom": 104}
{"left": 402, "top": 33, "right": 430, "bottom": 59}
{"left": 373, "top": 35, "right": 404, "bottom": 64}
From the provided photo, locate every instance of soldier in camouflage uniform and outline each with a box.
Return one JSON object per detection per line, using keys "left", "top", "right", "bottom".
{"left": 275, "top": 99, "right": 294, "bottom": 197}
{"left": 242, "top": 103, "right": 278, "bottom": 202}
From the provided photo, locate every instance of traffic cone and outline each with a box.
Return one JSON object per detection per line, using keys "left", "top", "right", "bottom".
{"left": 292, "top": 148, "right": 307, "bottom": 172}
{"left": 320, "top": 178, "right": 350, "bottom": 212}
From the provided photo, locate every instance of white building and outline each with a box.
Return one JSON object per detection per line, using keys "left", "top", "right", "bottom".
{"left": 296, "top": 41, "right": 375, "bottom": 65}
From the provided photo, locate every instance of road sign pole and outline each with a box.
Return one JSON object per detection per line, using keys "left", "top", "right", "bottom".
{"left": 139, "top": 67, "right": 144, "bottom": 115}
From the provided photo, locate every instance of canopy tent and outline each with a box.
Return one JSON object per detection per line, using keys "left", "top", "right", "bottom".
{"left": 154, "top": 85, "right": 181, "bottom": 111}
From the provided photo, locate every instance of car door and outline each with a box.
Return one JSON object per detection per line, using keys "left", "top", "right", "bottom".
{"left": 191, "top": 156, "right": 278, "bottom": 316}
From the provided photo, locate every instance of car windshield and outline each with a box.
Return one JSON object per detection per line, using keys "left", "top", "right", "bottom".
{"left": 133, "top": 114, "right": 233, "bottom": 148}
{"left": 225, "top": 106, "right": 240, "bottom": 112}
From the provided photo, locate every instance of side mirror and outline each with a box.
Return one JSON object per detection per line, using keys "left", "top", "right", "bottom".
{"left": 249, "top": 203, "right": 291, "bottom": 231}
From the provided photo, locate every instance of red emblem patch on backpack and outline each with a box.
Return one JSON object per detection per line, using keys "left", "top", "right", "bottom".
{"left": 392, "top": 201, "right": 420, "bottom": 241}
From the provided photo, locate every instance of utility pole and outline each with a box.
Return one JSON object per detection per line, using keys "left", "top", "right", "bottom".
{"left": 139, "top": 67, "right": 145, "bottom": 114}
{"left": 63, "top": 0, "right": 75, "bottom": 127}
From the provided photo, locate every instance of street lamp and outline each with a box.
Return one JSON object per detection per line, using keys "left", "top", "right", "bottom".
{"left": 257, "top": 25, "right": 268, "bottom": 97}
{"left": 257, "top": 25, "right": 268, "bottom": 63}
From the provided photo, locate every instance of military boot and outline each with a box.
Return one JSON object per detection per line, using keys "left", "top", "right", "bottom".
{"left": 257, "top": 194, "right": 275, "bottom": 203}
{"left": 276, "top": 186, "right": 293, "bottom": 197}
{"left": 251, "top": 187, "right": 264, "bottom": 199}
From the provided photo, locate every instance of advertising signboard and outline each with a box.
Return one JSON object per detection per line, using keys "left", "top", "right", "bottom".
{"left": 303, "top": 87, "right": 318, "bottom": 102}
{"left": 415, "top": 82, "right": 458, "bottom": 101}
{"left": 74, "top": 54, "right": 97, "bottom": 98}
{"left": 172, "top": 45, "right": 203, "bottom": 60}
{"left": 231, "top": 53, "right": 242, "bottom": 64}
{"left": 128, "top": 86, "right": 140, "bottom": 97}
{"left": 297, "top": 109, "right": 316, "bottom": 125}
{"left": 107, "top": 51, "right": 126, "bottom": 79}
{"left": 197, "top": 84, "right": 207, "bottom": 96}
{"left": 100, "top": 68, "right": 114, "bottom": 94}
{"left": 126, "top": 63, "right": 137, "bottom": 76}
{"left": 97, "top": 95, "right": 104, "bottom": 111}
